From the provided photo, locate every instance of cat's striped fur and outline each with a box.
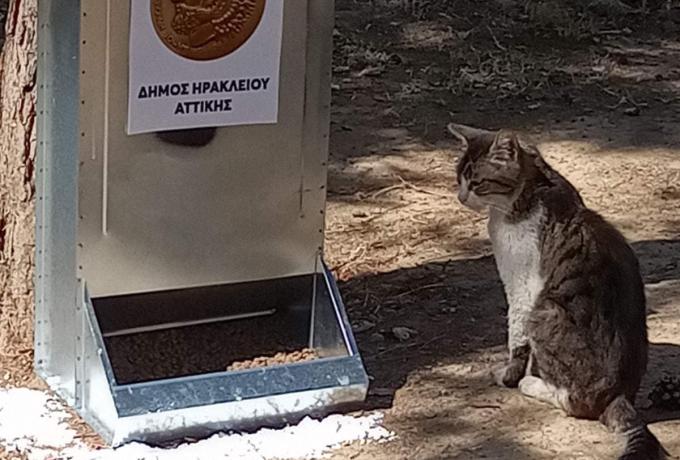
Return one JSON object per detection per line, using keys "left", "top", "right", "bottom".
{"left": 448, "top": 123, "right": 668, "bottom": 460}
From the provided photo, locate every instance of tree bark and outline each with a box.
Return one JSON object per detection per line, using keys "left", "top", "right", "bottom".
{"left": 0, "top": 0, "right": 38, "bottom": 384}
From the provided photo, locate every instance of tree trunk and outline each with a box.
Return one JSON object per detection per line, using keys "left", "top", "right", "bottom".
{"left": 0, "top": 0, "right": 38, "bottom": 385}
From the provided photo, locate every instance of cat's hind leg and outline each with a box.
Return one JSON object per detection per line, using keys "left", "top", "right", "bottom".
{"left": 518, "top": 375, "right": 570, "bottom": 412}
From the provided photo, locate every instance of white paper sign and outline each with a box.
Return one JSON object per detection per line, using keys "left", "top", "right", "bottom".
{"left": 127, "top": 0, "right": 283, "bottom": 135}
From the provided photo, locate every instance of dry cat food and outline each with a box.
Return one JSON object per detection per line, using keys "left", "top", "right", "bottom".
{"left": 227, "top": 348, "right": 319, "bottom": 371}
{"left": 648, "top": 375, "right": 680, "bottom": 411}
{"left": 105, "top": 311, "right": 309, "bottom": 384}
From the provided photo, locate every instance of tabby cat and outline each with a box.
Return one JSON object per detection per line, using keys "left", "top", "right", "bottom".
{"left": 447, "top": 123, "right": 668, "bottom": 460}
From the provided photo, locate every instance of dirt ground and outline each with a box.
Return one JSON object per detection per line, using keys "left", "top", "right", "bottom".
{"left": 324, "top": 1, "right": 680, "bottom": 458}
{"left": 1, "top": 1, "right": 680, "bottom": 459}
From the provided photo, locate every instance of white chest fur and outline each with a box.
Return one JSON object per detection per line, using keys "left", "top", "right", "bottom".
{"left": 488, "top": 209, "right": 545, "bottom": 350}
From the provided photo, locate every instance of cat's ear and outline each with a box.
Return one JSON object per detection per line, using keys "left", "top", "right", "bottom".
{"left": 447, "top": 123, "right": 491, "bottom": 149}
{"left": 490, "top": 130, "right": 521, "bottom": 163}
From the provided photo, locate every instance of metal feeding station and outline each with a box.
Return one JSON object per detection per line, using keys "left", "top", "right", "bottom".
{"left": 35, "top": 0, "right": 368, "bottom": 446}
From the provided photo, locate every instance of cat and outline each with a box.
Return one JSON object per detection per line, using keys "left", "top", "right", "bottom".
{"left": 447, "top": 123, "right": 668, "bottom": 460}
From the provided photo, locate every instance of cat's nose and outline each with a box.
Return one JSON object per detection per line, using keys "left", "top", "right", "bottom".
{"left": 458, "top": 188, "right": 469, "bottom": 203}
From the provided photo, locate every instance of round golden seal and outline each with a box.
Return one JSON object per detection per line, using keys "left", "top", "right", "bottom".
{"left": 150, "top": 0, "right": 266, "bottom": 61}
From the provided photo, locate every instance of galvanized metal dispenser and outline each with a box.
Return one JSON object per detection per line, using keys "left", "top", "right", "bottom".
{"left": 35, "top": 0, "right": 368, "bottom": 446}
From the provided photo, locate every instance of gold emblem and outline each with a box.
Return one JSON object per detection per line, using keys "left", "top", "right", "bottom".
{"left": 150, "top": 0, "right": 266, "bottom": 61}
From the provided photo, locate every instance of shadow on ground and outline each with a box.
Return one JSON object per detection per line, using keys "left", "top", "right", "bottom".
{"left": 338, "top": 239, "right": 680, "bottom": 418}
{"left": 331, "top": 0, "right": 680, "bottom": 167}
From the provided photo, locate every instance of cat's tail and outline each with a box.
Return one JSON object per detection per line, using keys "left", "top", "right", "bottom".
{"left": 600, "top": 394, "right": 669, "bottom": 460}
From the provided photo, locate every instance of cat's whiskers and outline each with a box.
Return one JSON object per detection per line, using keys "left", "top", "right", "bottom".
{"left": 487, "top": 202, "right": 513, "bottom": 215}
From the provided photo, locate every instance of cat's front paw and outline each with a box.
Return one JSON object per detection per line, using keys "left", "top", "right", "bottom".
{"left": 492, "top": 361, "right": 526, "bottom": 388}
